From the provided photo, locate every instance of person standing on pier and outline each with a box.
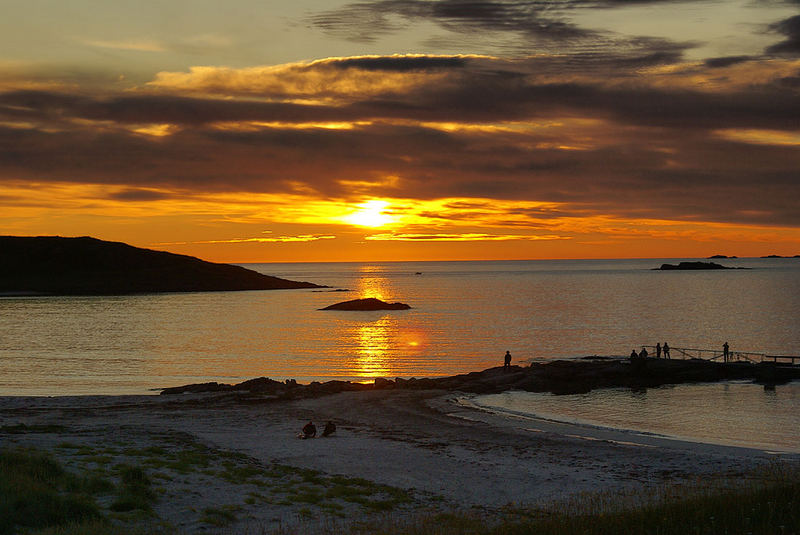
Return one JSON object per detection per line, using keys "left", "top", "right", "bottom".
{"left": 656, "top": 343, "right": 662, "bottom": 359}
{"left": 723, "top": 341, "right": 729, "bottom": 363}
{"left": 663, "top": 342, "right": 670, "bottom": 359}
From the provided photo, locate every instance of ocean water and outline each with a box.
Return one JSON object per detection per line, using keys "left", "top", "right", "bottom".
{"left": 0, "top": 257, "right": 798, "bottom": 397}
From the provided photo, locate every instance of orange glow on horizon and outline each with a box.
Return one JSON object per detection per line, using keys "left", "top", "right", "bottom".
{"left": 2, "top": 182, "right": 799, "bottom": 263}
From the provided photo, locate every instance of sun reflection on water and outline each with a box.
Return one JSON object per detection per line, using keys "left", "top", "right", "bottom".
{"left": 354, "top": 265, "right": 391, "bottom": 300}
{"left": 338, "top": 264, "right": 430, "bottom": 380}
{"left": 351, "top": 315, "right": 393, "bottom": 378}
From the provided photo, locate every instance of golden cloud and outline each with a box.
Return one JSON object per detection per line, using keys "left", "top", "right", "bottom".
{"left": 159, "top": 235, "right": 337, "bottom": 245}
{"left": 364, "top": 232, "right": 571, "bottom": 241}
{"left": 145, "top": 54, "right": 489, "bottom": 101}
{"left": 715, "top": 129, "right": 800, "bottom": 146}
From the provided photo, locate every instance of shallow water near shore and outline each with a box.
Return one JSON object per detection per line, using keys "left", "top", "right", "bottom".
{"left": 471, "top": 380, "right": 800, "bottom": 453}
{"left": 0, "top": 257, "right": 799, "bottom": 396}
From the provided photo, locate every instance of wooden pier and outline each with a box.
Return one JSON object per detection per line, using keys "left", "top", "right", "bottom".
{"left": 640, "top": 345, "right": 800, "bottom": 366}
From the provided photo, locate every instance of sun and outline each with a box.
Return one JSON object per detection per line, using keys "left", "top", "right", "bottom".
{"left": 344, "top": 200, "right": 395, "bottom": 228}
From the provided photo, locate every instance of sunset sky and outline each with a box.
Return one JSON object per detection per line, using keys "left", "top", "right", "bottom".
{"left": 1, "top": 0, "right": 799, "bottom": 262}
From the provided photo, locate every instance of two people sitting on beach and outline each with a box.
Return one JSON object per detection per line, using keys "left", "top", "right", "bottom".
{"left": 299, "top": 420, "right": 336, "bottom": 439}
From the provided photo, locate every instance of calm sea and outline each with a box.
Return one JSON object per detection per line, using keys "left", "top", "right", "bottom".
{"left": 2, "top": 257, "right": 798, "bottom": 450}
{"left": 0, "top": 259, "right": 800, "bottom": 451}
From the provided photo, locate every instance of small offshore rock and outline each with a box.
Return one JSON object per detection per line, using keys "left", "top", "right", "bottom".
{"left": 320, "top": 297, "right": 411, "bottom": 311}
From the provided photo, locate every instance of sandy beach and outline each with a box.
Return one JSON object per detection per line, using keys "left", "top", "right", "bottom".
{"left": 1, "top": 387, "right": 796, "bottom": 533}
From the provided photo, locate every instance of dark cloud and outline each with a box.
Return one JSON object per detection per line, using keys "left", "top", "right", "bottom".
{"left": 1, "top": 110, "right": 798, "bottom": 227}
{"left": 327, "top": 55, "right": 468, "bottom": 71}
{"left": 704, "top": 55, "right": 755, "bottom": 68}
{"left": 311, "top": 0, "right": 596, "bottom": 45}
{"left": 777, "top": 74, "right": 800, "bottom": 87}
{"left": 766, "top": 15, "right": 800, "bottom": 56}
{"left": 310, "top": 0, "right": 704, "bottom": 61}
{"left": 3, "top": 56, "right": 799, "bottom": 135}
{"left": 0, "top": 90, "right": 346, "bottom": 126}
{"left": 427, "top": 0, "right": 593, "bottom": 40}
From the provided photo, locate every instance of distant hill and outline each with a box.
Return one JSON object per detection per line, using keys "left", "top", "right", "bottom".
{"left": 654, "top": 261, "right": 747, "bottom": 271}
{"left": 0, "top": 236, "right": 322, "bottom": 295}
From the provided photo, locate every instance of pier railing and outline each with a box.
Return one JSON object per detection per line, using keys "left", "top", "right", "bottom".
{"left": 641, "top": 346, "right": 797, "bottom": 365}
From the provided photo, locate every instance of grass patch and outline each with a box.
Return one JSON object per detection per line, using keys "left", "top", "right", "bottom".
{"left": 201, "top": 505, "right": 241, "bottom": 527}
{"left": 2, "top": 431, "right": 420, "bottom": 532}
{"left": 82, "top": 455, "right": 114, "bottom": 466}
{"left": 0, "top": 447, "right": 102, "bottom": 535}
{"left": 324, "top": 475, "right": 413, "bottom": 511}
{"left": 348, "top": 463, "right": 800, "bottom": 535}
{"left": 287, "top": 489, "right": 325, "bottom": 505}
{"left": 0, "top": 423, "right": 67, "bottom": 434}
{"left": 109, "top": 465, "right": 156, "bottom": 513}
{"left": 122, "top": 446, "right": 167, "bottom": 457}
{"left": 217, "top": 460, "right": 268, "bottom": 484}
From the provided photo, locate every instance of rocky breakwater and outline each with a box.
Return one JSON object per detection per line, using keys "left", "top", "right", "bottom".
{"left": 160, "top": 358, "right": 800, "bottom": 400}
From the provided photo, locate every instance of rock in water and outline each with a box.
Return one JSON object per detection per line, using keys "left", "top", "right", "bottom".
{"left": 320, "top": 297, "right": 411, "bottom": 310}
{"left": 656, "top": 261, "right": 737, "bottom": 270}
{"left": 0, "top": 235, "right": 323, "bottom": 295}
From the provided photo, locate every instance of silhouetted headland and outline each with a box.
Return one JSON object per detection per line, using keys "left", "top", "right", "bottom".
{"left": 0, "top": 236, "right": 323, "bottom": 295}
{"left": 160, "top": 358, "right": 800, "bottom": 399}
{"left": 320, "top": 297, "right": 411, "bottom": 310}
{"left": 655, "top": 261, "right": 747, "bottom": 270}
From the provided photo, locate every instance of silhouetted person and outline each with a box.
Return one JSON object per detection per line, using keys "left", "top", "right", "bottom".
{"left": 663, "top": 342, "right": 670, "bottom": 359}
{"left": 639, "top": 347, "right": 648, "bottom": 359}
{"left": 504, "top": 350, "right": 512, "bottom": 369}
{"left": 301, "top": 421, "right": 316, "bottom": 439}
{"left": 723, "top": 341, "right": 729, "bottom": 363}
{"left": 656, "top": 343, "right": 661, "bottom": 359}
{"left": 630, "top": 349, "right": 639, "bottom": 360}
{"left": 322, "top": 421, "right": 336, "bottom": 437}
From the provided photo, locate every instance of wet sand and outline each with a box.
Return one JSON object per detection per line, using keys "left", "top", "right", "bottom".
{"left": 1, "top": 389, "right": 794, "bottom": 533}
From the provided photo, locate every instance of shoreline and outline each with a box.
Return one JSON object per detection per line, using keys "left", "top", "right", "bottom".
{"left": 458, "top": 391, "right": 800, "bottom": 455}
{"left": 2, "top": 387, "right": 796, "bottom": 533}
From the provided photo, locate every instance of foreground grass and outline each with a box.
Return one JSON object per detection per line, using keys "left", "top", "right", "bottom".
{"left": 0, "top": 447, "right": 158, "bottom": 535}
{"left": 341, "top": 463, "right": 800, "bottom": 535}
{"left": 0, "top": 447, "right": 102, "bottom": 535}
{"left": 0, "top": 435, "right": 414, "bottom": 534}
{"left": 4, "top": 439, "right": 796, "bottom": 535}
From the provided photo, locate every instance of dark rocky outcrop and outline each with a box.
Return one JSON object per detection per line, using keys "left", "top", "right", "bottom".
{"left": 160, "top": 358, "right": 800, "bottom": 399}
{"left": 0, "top": 235, "right": 323, "bottom": 295}
{"left": 655, "top": 261, "right": 744, "bottom": 270}
{"left": 320, "top": 297, "right": 411, "bottom": 311}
